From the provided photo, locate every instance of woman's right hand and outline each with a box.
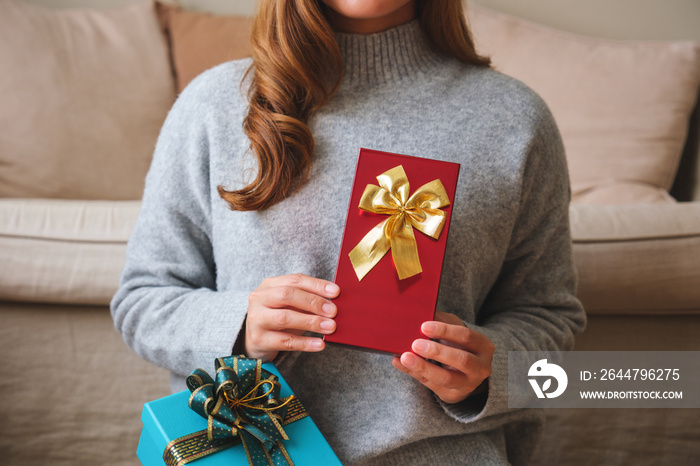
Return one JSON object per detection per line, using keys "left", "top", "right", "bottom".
{"left": 244, "top": 274, "right": 340, "bottom": 361}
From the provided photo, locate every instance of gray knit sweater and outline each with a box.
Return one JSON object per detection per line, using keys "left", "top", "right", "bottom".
{"left": 112, "top": 20, "right": 585, "bottom": 465}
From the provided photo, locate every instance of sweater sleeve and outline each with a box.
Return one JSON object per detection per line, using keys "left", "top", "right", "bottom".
{"left": 110, "top": 71, "right": 249, "bottom": 377}
{"left": 440, "top": 103, "right": 587, "bottom": 422}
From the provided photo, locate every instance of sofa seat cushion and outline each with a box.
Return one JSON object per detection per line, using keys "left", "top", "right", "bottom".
{"left": 3, "top": 199, "right": 699, "bottom": 315}
{"left": 572, "top": 182, "right": 677, "bottom": 205}
{"left": 570, "top": 203, "right": 700, "bottom": 314}
{"left": 0, "top": 199, "right": 140, "bottom": 305}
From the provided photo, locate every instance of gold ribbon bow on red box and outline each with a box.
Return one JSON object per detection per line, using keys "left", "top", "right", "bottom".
{"left": 349, "top": 165, "right": 450, "bottom": 281}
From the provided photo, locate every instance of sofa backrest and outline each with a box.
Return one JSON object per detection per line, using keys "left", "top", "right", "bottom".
{"left": 26, "top": 0, "right": 700, "bottom": 41}
{"left": 15, "top": 0, "right": 700, "bottom": 202}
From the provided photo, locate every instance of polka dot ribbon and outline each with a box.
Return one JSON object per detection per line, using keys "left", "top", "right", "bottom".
{"left": 163, "top": 356, "right": 307, "bottom": 466}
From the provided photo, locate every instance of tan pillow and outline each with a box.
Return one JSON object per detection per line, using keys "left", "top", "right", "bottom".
{"left": 0, "top": 0, "right": 175, "bottom": 200}
{"left": 467, "top": 5, "right": 700, "bottom": 204}
{"left": 157, "top": 2, "right": 252, "bottom": 92}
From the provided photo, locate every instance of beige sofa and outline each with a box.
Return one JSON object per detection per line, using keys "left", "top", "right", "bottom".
{"left": 1, "top": 0, "right": 699, "bottom": 464}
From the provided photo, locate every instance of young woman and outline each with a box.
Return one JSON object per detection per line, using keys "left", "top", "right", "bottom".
{"left": 111, "top": 0, "right": 586, "bottom": 464}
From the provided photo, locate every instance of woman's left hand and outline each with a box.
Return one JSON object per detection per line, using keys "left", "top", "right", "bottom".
{"left": 391, "top": 311, "right": 495, "bottom": 404}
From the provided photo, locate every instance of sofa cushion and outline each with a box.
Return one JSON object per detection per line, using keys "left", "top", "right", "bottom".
{"left": 0, "top": 199, "right": 140, "bottom": 305}
{"left": 3, "top": 198, "right": 699, "bottom": 316}
{"left": 570, "top": 203, "right": 700, "bottom": 314}
{"left": 468, "top": 5, "right": 700, "bottom": 204}
{"left": 156, "top": 2, "right": 252, "bottom": 92}
{"left": 572, "top": 182, "right": 677, "bottom": 205}
{"left": 0, "top": 0, "right": 175, "bottom": 200}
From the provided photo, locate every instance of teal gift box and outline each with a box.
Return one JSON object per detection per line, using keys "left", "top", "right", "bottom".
{"left": 137, "top": 357, "right": 342, "bottom": 466}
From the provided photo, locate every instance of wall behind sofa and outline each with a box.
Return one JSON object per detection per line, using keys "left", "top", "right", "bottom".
{"left": 23, "top": 0, "right": 700, "bottom": 42}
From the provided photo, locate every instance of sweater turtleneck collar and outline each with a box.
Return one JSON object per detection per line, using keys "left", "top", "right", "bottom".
{"left": 334, "top": 20, "right": 448, "bottom": 88}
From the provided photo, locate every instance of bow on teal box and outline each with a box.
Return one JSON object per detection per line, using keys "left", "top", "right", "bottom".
{"left": 137, "top": 356, "right": 342, "bottom": 466}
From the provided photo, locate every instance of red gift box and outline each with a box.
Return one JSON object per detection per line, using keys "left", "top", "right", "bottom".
{"left": 325, "top": 148, "right": 460, "bottom": 354}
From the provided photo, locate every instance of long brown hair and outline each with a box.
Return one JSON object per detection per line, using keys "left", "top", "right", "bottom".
{"left": 218, "top": 0, "right": 489, "bottom": 211}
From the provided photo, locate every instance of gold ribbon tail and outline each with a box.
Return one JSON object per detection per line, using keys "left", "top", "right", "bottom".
{"left": 349, "top": 218, "right": 391, "bottom": 281}
{"left": 389, "top": 214, "right": 422, "bottom": 280}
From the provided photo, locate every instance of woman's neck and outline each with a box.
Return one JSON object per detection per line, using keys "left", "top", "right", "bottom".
{"left": 324, "top": 1, "right": 418, "bottom": 34}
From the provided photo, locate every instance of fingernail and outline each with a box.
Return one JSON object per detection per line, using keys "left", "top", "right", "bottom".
{"left": 322, "top": 302, "right": 335, "bottom": 316}
{"left": 413, "top": 340, "right": 429, "bottom": 352}
{"left": 423, "top": 322, "right": 437, "bottom": 333}
{"left": 310, "top": 339, "right": 324, "bottom": 350}
{"left": 325, "top": 283, "right": 340, "bottom": 295}
{"left": 320, "top": 320, "right": 335, "bottom": 331}
{"left": 401, "top": 353, "right": 417, "bottom": 368}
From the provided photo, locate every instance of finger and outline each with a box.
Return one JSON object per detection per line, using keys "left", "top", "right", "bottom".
{"left": 434, "top": 310, "right": 463, "bottom": 326}
{"left": 392, "top": 355, "right": 469, "bottom": 403}
{"left": 393, "top": 356, "right": 474, "bottom": 404}
{"left": 252, "top": 308, "right": 336, "bottom": 334}
{"left": 252, "top": 285, "right": 337, "bottom": 318}
{"left": 411, "top": 339, "right": 481, "bottom": 376}
{"left": 257, "top": 331, "right": 326, "bottom": 354}
{"left": 397, "top": 351, "right": 468, "bottom": 391}
{"left": 392, "top": 355, "right": 437, "bottom": 387}
{"left": 421, "top": 321, "right": 493, "bottom": 355}
{"left": 260, "top": 273, "right": 340, "bottom": 299}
